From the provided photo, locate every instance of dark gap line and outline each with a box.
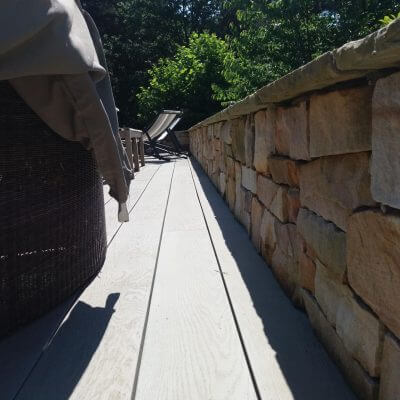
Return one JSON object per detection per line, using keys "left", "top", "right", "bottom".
{"left": 130, "top": 161, "right": 177, "bottom": 400}
{"left": 188, "top": 159, "right": 263, "bottom": 400}
{"left": 13, "top": 163, "right": 162, "bottom": 400}
{"left": 107, "top": 165, "right": 161, "bottom": 247}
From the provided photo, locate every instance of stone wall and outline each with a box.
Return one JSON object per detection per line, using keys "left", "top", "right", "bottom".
{"left": 189, "top": 69, "right": 400, "bottom": 399}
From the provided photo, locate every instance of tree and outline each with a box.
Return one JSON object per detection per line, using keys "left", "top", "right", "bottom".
{"left": 214, "top": 0, "right": 400, "bottom": 103}
{"left": 137, "top": 32, "right": 232, "bottom": 128}
{"left": 82, "top": 0, "right": 236, "bottom": 127}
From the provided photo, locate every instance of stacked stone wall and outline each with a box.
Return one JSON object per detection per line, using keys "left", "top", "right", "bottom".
{"left": 189, "top": 72, "right": 400, "bottom": 400}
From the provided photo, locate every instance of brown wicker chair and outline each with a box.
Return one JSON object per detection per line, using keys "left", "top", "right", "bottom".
{"left": 0, "top": 81, "right": 107, "bottom": 338}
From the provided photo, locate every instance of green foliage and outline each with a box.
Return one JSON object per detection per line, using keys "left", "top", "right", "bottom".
{"left": 82, "top": 0, "right": 236, "bottom": 127}
{"left": 380, "top": 12, "right": 400, "bottom": 25}
{"left": 214, "top": 0, "right": 400, "bottom": 103}
{"left": 83, "top": 0, "right": 400, "bottom": 127}
{"left": 137, "top": 33, "right": 232, "bottom": 128}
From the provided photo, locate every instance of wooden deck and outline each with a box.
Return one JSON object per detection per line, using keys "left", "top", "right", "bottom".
{"left": 0, "top": 157, "right": 357, "bottom": 400}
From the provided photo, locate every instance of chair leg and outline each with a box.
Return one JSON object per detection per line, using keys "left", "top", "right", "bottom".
{"left": 132, "top": 138, "right": 140, "bottom": 172}
{"left": 139, "top": 137, "right": 145, "bottom": 166}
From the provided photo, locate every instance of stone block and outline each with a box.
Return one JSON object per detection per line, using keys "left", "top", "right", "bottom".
{"left": 271, "top": 247, "right": 298, "bottom": 297}
{"left": 224, "top": 143, "right": 233, "bottom": 158}
{"left": 254, "top": 108, "right": 275, "bottom": 174}
{"left": 275, "top": 107, "right": 290, "bottom": 156}
{"left": 213, "top": 122, "right": 221, "bottom": 139}
{"left": 297, "top": 208, "right": 346, "bottom": 281}
{"left": 303, "top": 290, "right": 379, "bottom": 400}
{"left": 276, "top": 101, "right": 310, "bottom": 160}
{"left": 219, "top": 146, "right": 225, "bottom": 173}
{"left": 287, "top": 188, "right": 300, "bottom": 224}
{"left": 260, "top": 209, "right": 278, "bottom": 264}
{"left": 336, "top": 292, "right": 384, "bottom": 377}
{"left": 298, "top": 249, "right": 316, "bottom": 293}
{"left": 231, "top": 117, "right": 246, "bottom": 164}
{"left": 257, "top": 175, "right": 289, "bottom": 223}
{"left": 234, "top": 162, "right": 243, "bottom": 218}
{"left": 315, "top": 261, "right": 352, "bottom": 327}
{"left": 251, "top": 197, "right": 264, "bottom": 251}
{"left": 214, "top": 138, "right": 221, "bottom": 152}
{"left": 242, "top": 166, "right": 257, "bottom": 194}
{"left": 300, "top": 152, "right": 375, "bottom": 231}
{"left": 219, "top": 172, "right": 226, "bottom": 196}
{"left": 226, "top": 156, "right": 235, "bottom": 178}
{"left": 244, "top": 190, "right": 253, "bottom": 214}
{"left": 226, "top": 177, "right": 236, "bottom": 211}
{"left": 310, "top": 85, "right": 373, "bottom": 157}
{"left": 268, "top": 156, "right": 300, "bottom": 187}
{"left": 221, "top": 120, "right": 232, "bottom": 144}
{"left": 347, "top": 210, "right": 400, "bottom": 338}
{"left": 275, "top": 222, "right": 297, "bottom": 259}
{"left": 245, "top": 114, "right": 255, "bottom": 168}
{"left": 371, "top": 71, "right": 400, "bottom": 209}
{"left": 380, "top": 333, "right": 400, "bottom": 400}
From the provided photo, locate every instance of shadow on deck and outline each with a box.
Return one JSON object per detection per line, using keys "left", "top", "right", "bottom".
{"left": 0, "top": 157, "right": 356, "bottom": 400}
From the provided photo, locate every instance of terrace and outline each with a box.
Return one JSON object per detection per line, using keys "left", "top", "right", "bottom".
{"left": 1, "top": 157, "right": 355, "bottom": 400}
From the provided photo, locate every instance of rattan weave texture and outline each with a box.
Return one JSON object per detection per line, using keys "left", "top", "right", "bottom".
{"left": 0, "top": 81, "right": 107, "bottom": 338}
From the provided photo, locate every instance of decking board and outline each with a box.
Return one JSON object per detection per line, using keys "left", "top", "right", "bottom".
{"left": 189, "top": 158, "right": 357, "bottom": 400}
{"left": 0, "top": 161, "right": 170, "bottom": 400}
{"left": 104, "top": 162, "right": 160, "bottom": 243}
{"left": 134, "top": 161, "right": 258, "bottom": 400}
{"left": 1, "top": 157, "right": 358, "bottom": 400}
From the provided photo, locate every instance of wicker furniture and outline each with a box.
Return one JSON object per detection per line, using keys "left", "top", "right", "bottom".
{"left": 0, "top": 81, "right": 107, "bottom": 338}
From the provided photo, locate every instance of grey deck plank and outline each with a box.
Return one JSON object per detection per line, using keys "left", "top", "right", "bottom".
{"left": 189, "top": 158, "right": 357, "bottom": 400}
{"left": 104, "top": 163, "right": 160, "bottom": 242}
{"left": 0, "top": 160, "right": 168, "bottom": 400}
{"left": 134, "top": 160, "right": 258, "bottom": 400}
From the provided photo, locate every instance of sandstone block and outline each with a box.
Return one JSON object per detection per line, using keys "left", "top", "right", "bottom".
{"left": 268, "top": 156, "right": 300, "bottom": 187}
{"left": 254, "top": 108, "right": 275, "bottom": 174}
{"left": 226, "top": 156, "right": 235, "bottom": 178}
{"left": 303, "top": 290, "right": 379, "bottom": 400}
{"left": 300, "top": 152, "right": 375, "bottom": 231}
{"left": 244, "top": 190, "right": 253, "bottom": 214}
{"left": 231, "top": 117, "right": 246, "bottom": 164}
{"left": 275, "top": 222, "right": 297, "bottom": 259}
{"left": 221, "top": 120, "right": 232, "bottom": 144}
{"left": 226, "top": 177, "right": 236, "bottom": 211}
{"left": 271, "top": 247, "right": 298, "bottom": 297}
{"left": 371, "top": 71, "right": 400, "bottom": 209}
{"left": 298, "top": 249, "right": 316, "bottom": 293}
{"left": 310, "top": 86, "right": 373, "bottom": 157}
{"left": 257, "top": 175, "right": 289, "bottom": 223}
{"left": 251, "top": 197, "right": 264, "bottom": 251}
{"left": 214, "top": 138, "right": 221, "bottom": 152}
{"left": 213, "top": 122, "right": 221, "bottom": 139}
{"left": 234, "top": 162, "right": 243, "bottom": 218}
{"left": 219, "top": 172, "right": 226, "bottom": 196}
{"left": 236, "top": 188, "right": 251, "bottom": 234}
{"left": 242, "top": 166, "right": 257, "bottom": 193}
{"left": 347, "top": 210, "right": 400, "bottom": 338}
{"left": 275, "top": 107, "right": 290, "bottom": 156}
{"left": 315, "top": 261, "right": 352, "bottom": 327}
{"left": 297, "top": 208, "right": 346, "bottom": 281}
{"left": 380, "top": 333, "right": 400, "bottom": 400}
{"left": 245, "top": 114, "right": 255, "bottom": 168}
{"left": 219, "top": 140, "right": 225, "bottom": 172}
{"left": 260, "top": 209, "right": 278, "bottom": 264}
{"left": 276, "top": 101, "right": 310, "bottom": 160}
{"left": 336, "top": 292, "right": 384, "bottom": 377}
{"left": 224, "top": 143, "right": 233, "bottom": 158}
{"left": 287, "top": 188, "right": 300, "bottom": 224}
